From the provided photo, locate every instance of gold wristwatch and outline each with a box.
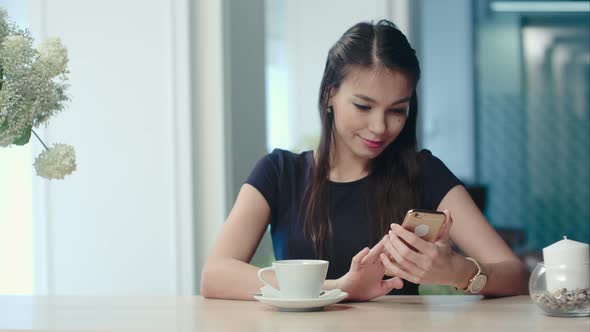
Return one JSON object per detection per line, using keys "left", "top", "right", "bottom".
{"left": 462, "top": 257, "right": 487, "bottom": 294}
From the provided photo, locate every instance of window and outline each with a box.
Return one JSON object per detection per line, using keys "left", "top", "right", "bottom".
{"left": 475, "top": 3, "right": 590, "bottom": 251}
{"left": 0, "top": 0, "right": 34, "bottom": 295}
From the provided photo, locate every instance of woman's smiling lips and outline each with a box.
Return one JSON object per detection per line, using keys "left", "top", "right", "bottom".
{"left": 360, "top": 137, "right": 385, "bottom": 149}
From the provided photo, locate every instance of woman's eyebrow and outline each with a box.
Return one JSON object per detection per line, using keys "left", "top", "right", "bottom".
{"left": 353, "top": 94, "right": 411, "bottom": 106}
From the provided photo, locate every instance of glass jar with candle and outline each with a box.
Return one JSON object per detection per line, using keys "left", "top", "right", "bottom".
{"left": 530, "top": 236, "right": 590, "bottom": 317}
{"left": 529, "top": 262, "right": 589, "bottom": 317}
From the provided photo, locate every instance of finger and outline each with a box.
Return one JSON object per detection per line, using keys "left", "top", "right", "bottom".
{"left": 382, "top": 276, "right": 404, "bottom": 292}
{"left": 385, "top": 232, "right": 427, "bottom": 276}
{"left": 380, "top": 253, "right": 419, "bottom": 284}
{"left": 384, "top": 267, "right": 396, "bottom": 277}
{"left": 436, "top": 209, "right": 454, "bottom": 242}
{"left": 377, "top": 253, "right": 402, "bottom": 277}
{"left": 388, "top": 230, "right": 431, "bottom": 271}
{"left": 382, "top": 238, "right": 400, "bottom": 277}
{"left": 391, "top": 223, "right": 433, "bottom": 254}
{"left": 361, "top": 235, "right": 387, "bottom": 265}
{"left": 378, "top": 277, "right": 404, "bottom": 298}
{"left": 351, "top": 247, "right": 369, "bottom": 271}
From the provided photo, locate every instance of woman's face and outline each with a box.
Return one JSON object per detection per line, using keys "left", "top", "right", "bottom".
{"left": 329, "top": 65, "right": 413, "bottom": 162}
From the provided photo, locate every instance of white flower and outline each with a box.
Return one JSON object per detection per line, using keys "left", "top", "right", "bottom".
{"left": 37, "top": 37, "right": 68, "bottom": 78}
{"left": 34, "top": 143, "right": 77, "bottom": 179}
{"left": 0, "top": 35, "right": 34, "bottom": 72}
{"left": 1, "top": 8, "right": 75, "bottom": 180}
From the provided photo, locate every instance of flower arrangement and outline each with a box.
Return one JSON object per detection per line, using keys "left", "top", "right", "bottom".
{"left": 0, "top": 8, "right": 76, "bottom": 180}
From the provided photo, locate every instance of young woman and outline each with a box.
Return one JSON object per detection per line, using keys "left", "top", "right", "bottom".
{"left": 200, "top": 20, "right": 529, "bottom": 301}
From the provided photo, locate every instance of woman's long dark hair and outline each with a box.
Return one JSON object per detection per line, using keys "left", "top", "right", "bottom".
{"left": 303, "top": 20, "right": 422, "bottom": 259}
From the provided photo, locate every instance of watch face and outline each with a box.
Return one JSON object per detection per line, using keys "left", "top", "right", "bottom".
{"left": 470, "top": 275, "right": 487, "bottom": 293}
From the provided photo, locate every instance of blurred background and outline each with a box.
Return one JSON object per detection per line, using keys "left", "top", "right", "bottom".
{"left": 0, "top": 0, "right": 588, "bottom": 296}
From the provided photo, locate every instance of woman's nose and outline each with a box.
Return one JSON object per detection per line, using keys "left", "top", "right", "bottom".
{"left": 368, "top": 113, "right": 386, "bottom": 135}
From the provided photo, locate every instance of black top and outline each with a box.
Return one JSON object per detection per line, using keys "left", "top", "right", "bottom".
{"left": 245, "top": 149, "right": 462, "bottom": 295}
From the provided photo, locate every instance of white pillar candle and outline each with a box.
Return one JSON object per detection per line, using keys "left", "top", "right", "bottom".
{"left": 542, "top": 236, "right": 590, "bottom": 292}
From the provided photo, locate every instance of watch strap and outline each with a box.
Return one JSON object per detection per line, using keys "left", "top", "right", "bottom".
{"left": 463, "top": 257, "right": 486, "bottom": 293}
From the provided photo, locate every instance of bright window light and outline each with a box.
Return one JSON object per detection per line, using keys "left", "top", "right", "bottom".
{"left": 490, "top": 1, "right": 590, "bottom": 12}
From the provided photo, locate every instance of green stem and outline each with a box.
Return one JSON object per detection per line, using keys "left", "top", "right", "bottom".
{"left": 32, "top": 129, "right": 49, "bottom": 151}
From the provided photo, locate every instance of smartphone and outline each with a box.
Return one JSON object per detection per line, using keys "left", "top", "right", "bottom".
{"left": 401, "top": 209, "right": 446, "bottom": 243}
{"left": 383, "top": 209, "right": 446, "bottom": 275}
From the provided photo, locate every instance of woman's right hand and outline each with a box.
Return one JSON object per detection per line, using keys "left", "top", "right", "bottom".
{"left": 336, "top": 246, "right": 404, "bottom": 301}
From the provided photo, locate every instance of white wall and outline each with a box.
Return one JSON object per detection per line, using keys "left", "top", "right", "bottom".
{"left": 190, "top": 0, "right": 228, "bottom": 291}
{"left": 25, "top": 0, "right": 264, "bottom": 296}
{"left": 29, "top": 0, "right": 194, "bottom": 295}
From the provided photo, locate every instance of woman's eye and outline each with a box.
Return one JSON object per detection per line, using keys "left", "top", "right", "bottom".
{"left": 353, "top": 103, "right": 370, "bottom": 111}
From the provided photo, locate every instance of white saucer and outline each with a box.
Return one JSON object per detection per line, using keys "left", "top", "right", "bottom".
{"left": 254, "top": 289, "right": 348, "bottom": 312}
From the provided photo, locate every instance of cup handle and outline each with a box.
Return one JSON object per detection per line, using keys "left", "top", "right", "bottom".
{"left": 257, "top": 267, "right": 280, "bottom": 293}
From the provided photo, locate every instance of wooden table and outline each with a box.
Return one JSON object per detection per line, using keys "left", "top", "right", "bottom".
{"left": 0, "top": 295, "right": 588, "bottom": 331}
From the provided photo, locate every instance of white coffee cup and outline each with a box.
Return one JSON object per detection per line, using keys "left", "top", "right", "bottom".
{"left": 258, "top": 259, "right": 329, "bottom": 299}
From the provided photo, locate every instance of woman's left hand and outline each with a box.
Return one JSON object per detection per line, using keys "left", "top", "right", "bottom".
{"left": 337, "top": 246, "right": 404, "bottom": 301}
{"left": 362, "top": 209, "right": 460, "bottom": 286}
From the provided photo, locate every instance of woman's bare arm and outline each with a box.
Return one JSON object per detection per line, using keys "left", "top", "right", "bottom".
{"left": 439, "top": 185, "right": 530, "bottom": 295}
{"left": 200, "top": 184, "right": 278, "bottom": 300}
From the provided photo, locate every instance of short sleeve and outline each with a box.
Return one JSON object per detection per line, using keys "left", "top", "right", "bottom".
{"left": 419, "top": 150, "right": 463, "bottom": 210}
{"left": 244, "top": 149, "right": 282, "bottom": 213}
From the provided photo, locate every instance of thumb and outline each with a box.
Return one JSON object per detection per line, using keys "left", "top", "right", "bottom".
{"left": 380, "top": 277, "right": 404, "bottom": 295}
{"left": 437, "top": 209, "right": 453, "bottom": 242}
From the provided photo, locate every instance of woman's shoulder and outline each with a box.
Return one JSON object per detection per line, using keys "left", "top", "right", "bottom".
{"left": 417, "top": 148, "right": 435, "bottom": 160}
{"left": 416, "top": 149, "right": 463, "bottom": 209}
{"left": 417, "top": 149, "right": 446, "bottom": 168}
{"left": 268, "top": 148, "right": 312, "bottom": 160}
{"left": 266, "top": 148, "right": 313, "bottom": 169}
{"left": 416, "top": 148, "right": 462, "bottom": 186}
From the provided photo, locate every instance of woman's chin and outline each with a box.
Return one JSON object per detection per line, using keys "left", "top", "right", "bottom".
{"left": 355, "top": 146, "right": 384, "bottom": 159}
